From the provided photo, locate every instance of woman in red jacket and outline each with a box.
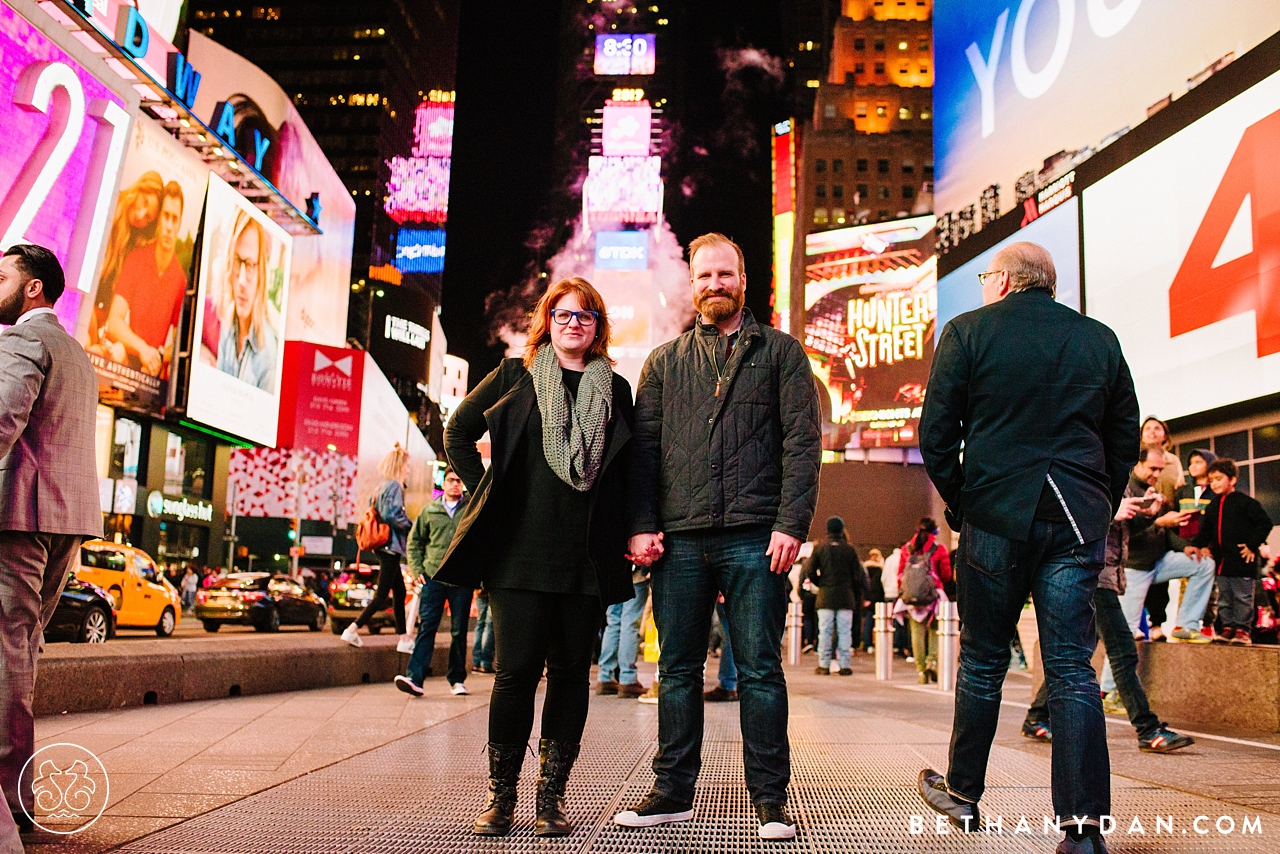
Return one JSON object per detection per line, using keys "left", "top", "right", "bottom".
{"left": 895, "top": 518, "right": 952, "bottom": 683}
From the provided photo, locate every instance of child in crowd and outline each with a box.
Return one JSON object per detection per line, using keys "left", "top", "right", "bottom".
{"left": 1190, "top": 458, "right": 1273, "bottom": 645}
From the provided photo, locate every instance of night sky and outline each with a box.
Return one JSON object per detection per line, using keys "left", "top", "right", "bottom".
{"left": 441, "top": 1, "right": 788, "bottom": 387}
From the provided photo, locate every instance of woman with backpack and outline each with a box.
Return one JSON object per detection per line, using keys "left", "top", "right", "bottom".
{"left": 341, "top": 445, "right": 414, "bottom": 647}
{"left": 895, "top": 518, "right": 952, "bottom": 683}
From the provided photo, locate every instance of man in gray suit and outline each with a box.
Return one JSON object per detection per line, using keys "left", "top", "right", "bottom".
{"left": 0, "top": 245, "right": 102, "bottom": 845}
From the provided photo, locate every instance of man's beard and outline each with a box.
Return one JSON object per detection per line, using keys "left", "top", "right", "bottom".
{"left": 0, "top": 287, "right": 25, "bottom": 326}
{"left": 695, "top": 288, "right": 745, "bottom": 323}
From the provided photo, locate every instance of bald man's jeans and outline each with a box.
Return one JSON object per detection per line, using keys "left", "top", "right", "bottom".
{"left": 947, "top": 521, "right": 1110, "bottom": 825}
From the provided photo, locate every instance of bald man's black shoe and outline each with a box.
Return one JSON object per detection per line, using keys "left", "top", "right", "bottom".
{"left": 918, "top": 769, "right": 981, "bottom": 831}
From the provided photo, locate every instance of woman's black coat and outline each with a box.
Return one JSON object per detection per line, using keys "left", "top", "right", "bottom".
{"left": 433, "top": 358, "right": 636, "bottom": 606}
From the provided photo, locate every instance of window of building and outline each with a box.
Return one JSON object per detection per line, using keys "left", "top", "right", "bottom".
{"left": 900, "top": 63, "right": 909, "bottom": 75}
{"left": 877, "top": 158, "right": 890, "bottom": 173}
{"left": 815, "top": 159, "right": 826, "bottom": 173}
{"left": 919, "top": 37, "right": 930, "bottom": 52}
{"left": 163, "top": 432, "right": 210, "bottom": 498}
{"left": 824, "top": 103, "right": 837, "bottom": 118}
{"left": 814, "top": 208, "right": 829, "bottom": 225}
{"left": 856, "top": 158, "right": 868, "bottom": 172}
{"left": 856, "top": 183, "right": 868, "bottom": 199}
{"left": 879, "top": 210, "right": 891, "bottom": 220}
{"left": 898, "top": 41, "right": 909, "bottom": 51}
{"left": 903, "top": 161, "right": 915, "bottom": 174}
{"left": 832, "top": 158, "right": 844, "bottom": 174}
{"left": 919, "top": 64, "right": 929, "bottom": 75}
{"left": 854, "top": 62, "right": 865, "bottom": 74}
{"left": 903, "top": 185, "right": 915, "bottom": 199}
{"left": 923, "top": 162, "right": 934, "bottom": 179}
{"left": 875, "top": 103, "right": 888, "bottom": 117}
{"left": 855, "top": 102, "right": 867, "bottom": 118}
{"left": 832, "top": 184, "right": 843, "bottom": 199}
{"left": 874, "top": 39, "right": 885, "bottom": 52}
{"left": 899, "top": 106, "right": 912, "bottom": 120}
{"left": 874, "top": 62, "right": 886, "bottom": 75}
{"left": 833, "top": 208, "right": 847, "bottom": 224}
{"left": 920, "top": 107, "right": 932, "bottom": 120}
{"left": 877, "top": 186, "right": 890, "bottom": 199}
{"left": 816, "top": 184, "right": 827, "bottom": 199}
{"left": 854, "top": 38, "right": 865, "bottom": 51}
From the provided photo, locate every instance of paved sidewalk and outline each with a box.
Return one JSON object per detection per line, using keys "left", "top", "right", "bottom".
{"left": 25, "top": 653, "right": 1280, "bottom": 853}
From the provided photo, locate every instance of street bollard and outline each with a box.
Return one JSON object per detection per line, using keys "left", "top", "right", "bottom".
{"left": 787, "top": 601, "right": 803, "bottom": 665}
{"left": 937, "top": 600, "right": 960, "bottom": 692}
{"left": 874, "top": 602, "right": 892, "bottom": 680}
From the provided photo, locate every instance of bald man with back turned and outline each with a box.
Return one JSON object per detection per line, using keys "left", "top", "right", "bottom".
{"left": 915, "top": 242, "right": 1140, "bottom": 854}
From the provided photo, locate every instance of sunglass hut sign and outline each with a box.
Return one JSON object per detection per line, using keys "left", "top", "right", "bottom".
{"left": 384, "top": 316, "right": 430, "bottom": 350}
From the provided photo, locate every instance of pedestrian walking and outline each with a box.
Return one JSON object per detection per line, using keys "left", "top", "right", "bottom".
{"left": 181, "top": 567, "right": 199, "bottom": 610}
{"left": 614, "top": 233, "right": 821, "bottom": 841}
{"left": 917, "top": 241, "right": 1139, "bottom": 854}
{"left": 803, "top": 516, "right": 867, "bottom": 675}
{"left": 396, "top": 468, "right": 472, "bottom": 696}
{"left": 597, "top": 566, "right": 651, "bottom": 697}
{"left": 0, "top": 246, "right": 103, "bottom": 843}
{"left": 895, "top": 518, "right": 951, "bottom": 683}
{"left": 436, "top": 277, "right": 636, "bottom": 838}
{"left": 341, "top": 446, "right": 413, "bottom": 647}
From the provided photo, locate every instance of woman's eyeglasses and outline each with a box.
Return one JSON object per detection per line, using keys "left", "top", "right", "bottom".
{"left": 550, "top": 309, "right": 599, "bottom": 327}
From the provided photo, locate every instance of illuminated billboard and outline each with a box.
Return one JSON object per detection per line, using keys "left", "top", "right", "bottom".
{"left": 83, "top": 117, "right": 208, "bottom": 414}
{"left": 934, "top": 0, "right": 1280, "bottom": 221}
{"left": 594, "top": 34, "right": 656, "bottom": 76}
{"left": 594, "top": 231, "right": 648, "bottom": 271}
{"left": 935, "top": 196, "right": 1081, "bottom": 334}
{"left": 384, "top": 94, "right": 456, "bottom": 226}
{"left": 412, "top": 101, "right": 455, "bottom": 158}
{"left": 603, "top": 104, "right": 652, "bottom": 157}
{"left": 772, "top": 121, "right": 795, "bottom": 334}
{"left": 395, "top": 228, "right": 447, "bottom": 274}
{"left": 0, "top": 2, "right": 134, "bottom": 333}
{"left": 1083, "top": 65, "right": 1280, "bottom": 421}
{"left": 585, "top": 156, "right": 662, "bottom": 224}
{"left": 803, "top": 216, "right": 936, "bottom": 450}
{"left": 188, "top": 174, "right": 292, "bottom": 446}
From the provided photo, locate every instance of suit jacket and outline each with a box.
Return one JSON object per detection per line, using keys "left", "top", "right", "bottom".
{"left": 919, "top": 289, "right": 1139, "bottom": 544}
{"left": 0, "top": 312, "right": 104, "bottom": 537}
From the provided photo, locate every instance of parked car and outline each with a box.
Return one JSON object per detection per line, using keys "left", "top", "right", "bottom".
{"left": 327, "top": 562, "right": 407, "bottom": 635}
{"left": 45, "top": 576, "right": 117, "bottom": 643}
{"left": 194, "top": 573, "right": 327, "bottom": 632}
{"left": 75, "top": 541, "right": 181, "bottom": 637}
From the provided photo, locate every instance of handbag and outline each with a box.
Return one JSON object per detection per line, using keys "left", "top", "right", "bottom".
{"left": 355, "top": 499, "right": 389, "bottom": 552}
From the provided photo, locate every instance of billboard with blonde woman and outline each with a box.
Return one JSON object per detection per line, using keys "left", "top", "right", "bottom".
{"left": 188, "top": 173, "right": 292, "bottom": 446}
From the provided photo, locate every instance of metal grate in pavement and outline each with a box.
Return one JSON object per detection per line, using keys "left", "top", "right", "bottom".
{"left": 119, "top": 693, "right": 1280, "bottom": 854}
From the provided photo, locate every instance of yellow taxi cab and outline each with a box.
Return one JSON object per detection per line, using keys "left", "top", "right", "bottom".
{"left": 75, "top": 540, "right": 181, "bottom": 637}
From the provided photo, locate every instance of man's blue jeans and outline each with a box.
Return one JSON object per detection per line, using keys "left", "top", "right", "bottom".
{"left": 408, "top": 578, "right": 473, "bottom": 686}
{"left": 651, "top": 526, "right": 789, "bottom": 806}
{"left": 949, "top": 521, "right": 1110, "bottom": 824}
{"left": 472, "top": 593, "right": 494, "bottom": 670}
{"left": 598, "top": 580, "right": 650, "bottom": 685}
{"left": 1118, "top": 551, "right": 1215, "bottom": 635}
{"left": 817, "top": 608, "right": 853, "bottom": 669}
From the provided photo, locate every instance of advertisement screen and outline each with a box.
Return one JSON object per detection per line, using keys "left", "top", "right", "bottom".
{"left": 594, "top": 34, "right": 656, "bottom": 76}
{"left": 394, "top": 228, "right": 447, "bottom": 274}
{"left": 384, "top": 97, "right": 455, "bottom": 226}
{"left": 585, "top": 156, "right": 662, "bottom": 224}
{"left": 934, "top": 0, "right": 1280, "bottom": 220}
{"left": 594, "top": 231, "right": 649, "bottom": 271}
{"left": 82, "top": 117, "right": 207, "bottom": 413}
{"left": 185, "top": 32, "right": 355, "bottom": 347}
{"left": 277, "top": 342, "right": 365, "bottom": 456}
{"left": 1083, "top": 67, "right": 1280, "bottom": 420}
{"left": 803, "top": 216, "right": 935, "bottom": 450}
{"left": 188, "top": 174, "right": 292, "bottom": 446}
{"left": 936, "top": 196, "right": 1081, "bottom": 333}
{"left": 367, "top": 284, "right": 432, "bottom": 386}
{"left": 602, "top": 104, "right": 652, "bottom": 157}
{"left": 0, "top": 3, "right": 133, "bottom": 333}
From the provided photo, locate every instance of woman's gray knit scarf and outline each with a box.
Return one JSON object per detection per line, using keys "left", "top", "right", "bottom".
{"left": 531, "top": 342, "right": 612, "bottom": 492}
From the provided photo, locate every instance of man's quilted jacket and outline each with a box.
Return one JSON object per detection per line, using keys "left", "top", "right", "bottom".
{"left": 628, "top": 309, "right": 821, "bottom": 540}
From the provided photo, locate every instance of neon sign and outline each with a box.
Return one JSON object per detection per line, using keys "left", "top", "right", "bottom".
{"left": 384, "top": 99, "right": 456, "bottom": 224}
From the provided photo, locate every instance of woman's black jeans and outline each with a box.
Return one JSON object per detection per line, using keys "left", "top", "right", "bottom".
{"left": 486, "top": 589, "right": 601, "bottom": 746}
{"left": 355, "top": 550, "right": 406, "bottom": 634}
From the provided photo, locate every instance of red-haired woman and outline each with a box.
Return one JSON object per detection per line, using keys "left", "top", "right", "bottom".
{"left": 436, "top": 277, "right": 635, "bottom": 838}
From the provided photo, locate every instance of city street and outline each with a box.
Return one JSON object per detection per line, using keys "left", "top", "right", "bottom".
{"left": 25, "top": 648, "right": 1280, "bottom": 854}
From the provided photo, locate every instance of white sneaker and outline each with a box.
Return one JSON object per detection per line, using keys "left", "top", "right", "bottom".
{"left": 396, "top": 634, "right": 415, "bottom": 654}
{"left": 393, "top": 675, "right": 424, "bottom": 697}
{"left": 340, "top": 623, "right": 362, "bottom": 647}
{"left": 450, "top": 682, "right": 469, "bottom": 696}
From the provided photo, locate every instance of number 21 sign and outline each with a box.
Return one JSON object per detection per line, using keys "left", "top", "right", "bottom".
{"left": 0, "top": 5, "right": 132, "bottom": 329}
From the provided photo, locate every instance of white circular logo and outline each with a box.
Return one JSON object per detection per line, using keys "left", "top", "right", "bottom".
{"left": 19, "top": 743, "right": 110, "bottom": 835}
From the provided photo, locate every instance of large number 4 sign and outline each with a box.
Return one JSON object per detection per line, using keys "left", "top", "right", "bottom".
{"left": 0, "top": 61, "right": 129, "bottom": 294}
{"left": 1169, "top": 108, "right": 1280, "bottom": 356}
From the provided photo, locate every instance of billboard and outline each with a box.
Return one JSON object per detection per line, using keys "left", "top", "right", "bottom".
{"left": 384, "top": 96, "right": 455, "bottom": 226}
{"left": 803, "top": 216, "right": 936, "bottom": 450}
{"left": 594, "top": 34, "right": 656, "bottom": 76}
{"left": 772, "top": 121, "right": 795, "bottom": 333}
{"left": 185, "top": 32, "right": 355, "bottom": 347}
{"left": 934, "top": 0, "right": 1280, "bottom": 220}
{"left": 1083, "top": 66, "right": 1280, "bottom": 421}
{"left": 367, "top": 284, "right": 432, "bottom": 386}
{"left": 936, "top": 195, "right": 1082, "bottom": 333}
{"left": 277, "top": 341, "right": 365, "bottom": 456}
{"left": 594, "top": 230, "right": 649, "bottom": 271}
{"left": 602, "top": 104, "right": 652, "bottom": 157}
{"left": 0, "top": 2, "right": 134, "bottom": 333}
{"left": 394, "top": 227, "right": 447, "bottom": 274}
{"left": 189, "top": 174, "right": 292, "bottom": 446}
{"left": 585, "top": 156, "right": 662, "bottom": 224}
{"left": 83, "top": 117, "right": 207, "bottom": 413}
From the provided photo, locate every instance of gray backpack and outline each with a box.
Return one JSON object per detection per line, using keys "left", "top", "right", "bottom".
{"left": 900, "top": 544, "right": 939, "bottom": 606}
